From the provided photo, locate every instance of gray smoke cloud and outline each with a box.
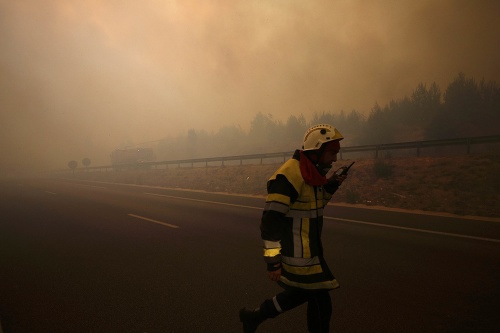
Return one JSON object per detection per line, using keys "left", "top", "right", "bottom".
{"left": 1, "top": 0, "right": 499, "bottom": 172}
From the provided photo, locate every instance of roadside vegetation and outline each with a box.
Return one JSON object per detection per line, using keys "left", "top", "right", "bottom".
{"left": 72, "top": 153, "right": 500, "bottom": 218}
{"left": 66, "top": 73, "right": 500, "bottom": 218}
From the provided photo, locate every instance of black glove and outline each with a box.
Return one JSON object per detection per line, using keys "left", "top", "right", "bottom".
{"left": 267, "top": 262, "right": 282, "bottom": 271}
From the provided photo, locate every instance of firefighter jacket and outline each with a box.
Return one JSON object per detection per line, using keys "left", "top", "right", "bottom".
{"left": 261, "top": 150, "right": 340, "bottom": 290}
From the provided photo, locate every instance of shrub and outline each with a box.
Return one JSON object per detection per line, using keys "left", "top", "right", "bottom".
{"left": 373, "top": 159, "right": 394, "bottom": 178}
{"left": 345, "top": 188, "right": 361, "bottom": 204}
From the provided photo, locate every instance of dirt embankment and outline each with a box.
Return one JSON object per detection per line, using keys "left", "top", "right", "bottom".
{"left": 73, "top": 154, "right": 500, "bottom": 218}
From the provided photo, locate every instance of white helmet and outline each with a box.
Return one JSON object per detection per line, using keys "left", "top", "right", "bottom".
{"left": 302, "top": 124, "right": 344, "bottom": 151}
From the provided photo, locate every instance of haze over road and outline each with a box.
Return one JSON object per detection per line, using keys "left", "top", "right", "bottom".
{"left": 2, "top": 1, "right": 499, "bottom": 172}
{"left": 1, "top": 178, "right": 499, "bottom": 332}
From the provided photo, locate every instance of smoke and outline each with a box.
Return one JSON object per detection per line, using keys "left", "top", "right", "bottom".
{"left": 1, "top": 0, "right": 499, "bottom": 172}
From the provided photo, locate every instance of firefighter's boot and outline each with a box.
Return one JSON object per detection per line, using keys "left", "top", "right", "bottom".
{"left": 239, "top": 307, "right": 265, "bottom": 333}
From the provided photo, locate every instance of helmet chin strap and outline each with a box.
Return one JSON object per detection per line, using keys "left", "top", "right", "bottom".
{"left": 303, "top": 148, "right": 331, "bottom": 176}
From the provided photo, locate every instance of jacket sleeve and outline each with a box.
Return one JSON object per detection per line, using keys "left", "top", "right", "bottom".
{"left": 260, "top": 174, "right": 298, "bottom": 269}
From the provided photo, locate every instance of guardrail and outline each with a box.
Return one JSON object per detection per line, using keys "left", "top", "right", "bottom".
{"left": 64, "top": 134, "right": 500, "bottom": 173}
{"left": 340, "top": 134, "right": 500, "bottom": 159}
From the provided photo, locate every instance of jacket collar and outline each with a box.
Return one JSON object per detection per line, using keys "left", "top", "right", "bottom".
{"left": 294, "top": 150, "right": 328, "bottom": 186}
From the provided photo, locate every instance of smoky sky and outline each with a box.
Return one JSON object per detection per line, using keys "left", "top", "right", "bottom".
{"left": 1, "top": 0, "right": 499, "bottom": 172}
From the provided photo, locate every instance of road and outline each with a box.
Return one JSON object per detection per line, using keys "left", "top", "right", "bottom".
{"left": 0, "top": 177, "right": 499, "bottom": 332}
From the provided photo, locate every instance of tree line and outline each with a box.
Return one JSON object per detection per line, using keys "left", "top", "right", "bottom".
{"left": 154, "top": 73, "right": 499, "bottom": 161}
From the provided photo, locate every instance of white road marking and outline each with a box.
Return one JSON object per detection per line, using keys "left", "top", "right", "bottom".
{"left": 145, "top": 192, "right": 500, "bottom": 243}
{"left": 144, "top": 192, "right": 260, "bottom": 210}
{"left": 128, "top": 213, "right": 180, "bottom": 229}
{"left": 57, "top": 180, "right": 107, "bottom": 189}
{"left": 73, "top": 183, "right": 107, "bottom": 189}
{"left": 326, "top": 216, "right": 500, "bottom": 243}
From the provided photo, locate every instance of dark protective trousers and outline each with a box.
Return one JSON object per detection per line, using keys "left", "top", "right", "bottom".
{"left": 260, "top": 286, "right": 332, "bottom": 333}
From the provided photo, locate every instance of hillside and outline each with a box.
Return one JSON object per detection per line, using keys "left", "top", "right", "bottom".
{"left": 72, "top": 154, "right": 500, "bottom": 218}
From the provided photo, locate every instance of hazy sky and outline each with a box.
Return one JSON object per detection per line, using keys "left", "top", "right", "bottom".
{"left": 1, "top": 0, "right": 499, "bottom": 172}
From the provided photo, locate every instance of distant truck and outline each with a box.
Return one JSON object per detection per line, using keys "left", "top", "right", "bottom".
{"left": 110, "top": 148, "right": 155, "bottom": 169}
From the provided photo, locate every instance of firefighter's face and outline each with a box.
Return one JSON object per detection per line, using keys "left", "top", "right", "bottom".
{"left": 319, "top": 141, "right": 340, "bottom": 165}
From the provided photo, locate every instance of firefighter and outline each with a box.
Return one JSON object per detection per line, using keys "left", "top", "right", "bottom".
{"left": 240, "top": 124, "right": 348, "bottom": 333}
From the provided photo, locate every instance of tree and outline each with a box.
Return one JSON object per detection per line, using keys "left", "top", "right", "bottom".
{"left": 335, "top": 110, "right": 365, "bottom": 144}
{"left": 186, "top": 128, "right": 198, "bottom": 158}
{"left": 309, "top": 112, "right": 340, "bottom": 128}
{"left": 362, "top": 103, "right": 397, "bottom": 144}
{"left": 285, "top": 114, "right": 307, "bottom": 143}
{"left": 213, "top": 125, "right": 247, "bottom": 155}
{"left": 82, "top": 158, "right": 91, "bottom": 168}
{"left": 476, "top": 78, "right": 500, "bottom": 136}
{"left": 248, "top": 113, "right": 283, "bottom": 152}
{"left": 68, "top": 160, "right": 78, "bottom": 172}
{"left": 428, "top": 73, "right": 499, "bottom": 138}
{"left": 444, "top": 73, "right": 480, "bottom": 115}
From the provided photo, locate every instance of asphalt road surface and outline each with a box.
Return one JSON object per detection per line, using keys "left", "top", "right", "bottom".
{"left": 1, "top": 177, "right": 499, "bottom": 332}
